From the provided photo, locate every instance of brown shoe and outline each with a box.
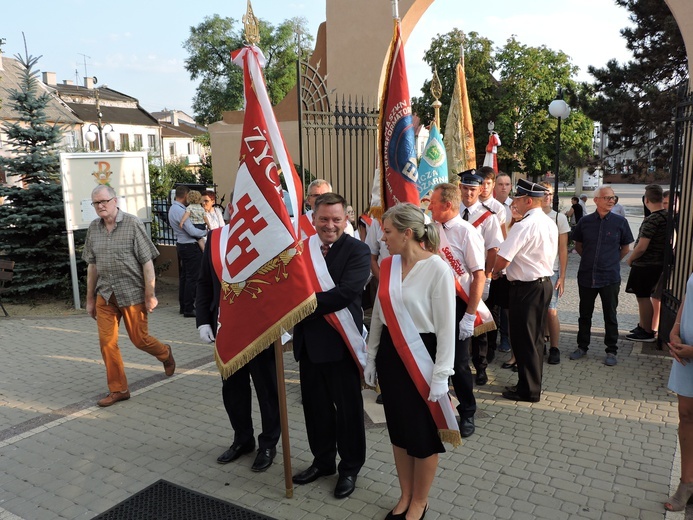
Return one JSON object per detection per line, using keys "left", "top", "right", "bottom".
{"left": 163, "top": 345, "right": 175, "bottom": 376}
{"left": 97, "top": 390, "right": 130, "bottom": 407}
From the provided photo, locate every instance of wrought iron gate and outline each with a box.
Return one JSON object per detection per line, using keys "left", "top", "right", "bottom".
{"left": 659, "top": 84, "right": 693, "bottom": 344}
{"left": 297, "top": 59, "right": 379, "bottom": 215}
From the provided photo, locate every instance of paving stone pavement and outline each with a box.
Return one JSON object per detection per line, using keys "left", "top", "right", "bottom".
{"left": 0, "top": 248, "right": 687, "bottom": 520}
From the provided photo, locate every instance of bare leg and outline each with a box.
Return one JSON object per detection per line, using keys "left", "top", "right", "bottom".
{"left": 391, "top": 446, "right": 414, "bottom": 515}
{"left": 679, "top": 395, "right": 693, "bottom": 482}
{"left": 651, "top": 297, "right": 661, "bottom": 333}
{"left": 547, "top": 309, "right": 560, "bottom": 348}
{"left": 636, "top": 297, "right": 654, "bottom": 334}
{"left": 405, "top": 454, "right": 438, "bottom": 520}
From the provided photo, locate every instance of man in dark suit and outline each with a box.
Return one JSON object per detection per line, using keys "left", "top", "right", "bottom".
{"left": 196, "top": 229, "right": 280, "bottom": 473}
{"left": 292, "top": 193, "right": 371, "bottom": 499}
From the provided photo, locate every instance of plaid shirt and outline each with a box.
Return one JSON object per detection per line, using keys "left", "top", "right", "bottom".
{"left": 82, "top": 209, "right": 160, "bottom": 307}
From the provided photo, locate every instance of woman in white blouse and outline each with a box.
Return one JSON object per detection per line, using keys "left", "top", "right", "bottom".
{"left": 365, "top": 203, "right": 456, "bottom": 520}
{"left": 201, "top": 191, "right": 225, "bottom": 230}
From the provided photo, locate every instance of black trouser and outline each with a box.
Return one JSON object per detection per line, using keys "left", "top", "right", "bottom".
{"left": 176, "top": 242, "right": 202, "bottom": 315}
{"left": 577, "top": 282, "right": 620, "bottom": 354}
{"left": 221, "top": 345, "right": 280, "bottom": 450}
{"left": 471, "top": 333, "right": 489, "bottom": 372}
{"left": 509, "top": 278, "right": 552, "bottom": 400}
{"left": 450, "top": 297, "right": 475, "bottom": 419}
{"left": 299, "top": 355, "right": 365, "bottom": 477}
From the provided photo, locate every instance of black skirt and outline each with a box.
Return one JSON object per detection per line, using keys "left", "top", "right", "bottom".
{"left": 376, "top": 326, "right": 445, "bottom": 458}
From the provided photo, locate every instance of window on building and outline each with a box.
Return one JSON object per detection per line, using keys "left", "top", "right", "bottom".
{"left": 169, "top": 142, "right": 176, "bottom": 157}
{"left": 187, "top": 142, "right": 193, "bottom": 155}
{"left": 148, "top": 134, "right": 157, "bottom": 151}
{"left": 120, "top": 134, "right": 130, "bottom": 151}
{"left": 134, "top": 134, "right": 143, "bottom": 150}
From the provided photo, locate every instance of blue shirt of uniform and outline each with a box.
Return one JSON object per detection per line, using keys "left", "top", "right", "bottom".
{"left": 571, "top": 211, "right": 634, "bottom": 288}
{"left": 168, "top": 200, "right": 206, "bottom": 244}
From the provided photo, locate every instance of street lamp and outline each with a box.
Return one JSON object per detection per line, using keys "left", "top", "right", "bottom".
{"left": 84, "top": 84, "right": 116, "bottom": 151}
{"left": 548, "top": 89, "right": 571, "bottom": 211}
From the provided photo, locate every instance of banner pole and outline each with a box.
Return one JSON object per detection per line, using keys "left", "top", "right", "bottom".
{"left": 274, "top": 338, "right": 293, "bottom": 498}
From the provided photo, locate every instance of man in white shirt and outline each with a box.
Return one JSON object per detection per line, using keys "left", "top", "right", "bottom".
{"left": 540, "top": 182, "right": 571, "bottom": 365}
{"left": 611, "top": 195, "right": 627, "bottom": 218}
{"left": 458, "top": 170, "right": 504, "bottom": 386}
{"left": 493, "top": 172, "right": 513, "bottom": 354}
{"left": 494, "top": 172, "right": 513, "bottom": 233}
{"left": 429, "top": 183, "right": 486, "bottom": 438}
{"left": 493, "top": 179, "right": 558, "bottom": 403}
{"left": 579, "top": 194, "right": 589, "bottom": 215}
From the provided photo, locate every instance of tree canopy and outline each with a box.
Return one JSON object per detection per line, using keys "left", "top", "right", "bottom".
{"left": 183, "top": 14, "right": 313, "bottom": 125}
{"left": 584, "top": 0, "right": 688, "bottom": 176}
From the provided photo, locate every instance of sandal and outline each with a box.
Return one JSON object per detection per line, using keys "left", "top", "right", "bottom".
{"left": 665, "top": 480, "right": 693, "bottom": 511}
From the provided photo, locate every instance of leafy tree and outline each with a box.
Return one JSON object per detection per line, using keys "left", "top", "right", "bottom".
{"left": 411, "top": 30, "right": 497, "bottom": 161}
{"left": 584, "top": 0, "right": 687, "bottom": 176}
{"left": 0, "top": 52, "right": 73, "bottom": 298}
{"left": 183, "top": 14, "right": 313, "bottom": 125}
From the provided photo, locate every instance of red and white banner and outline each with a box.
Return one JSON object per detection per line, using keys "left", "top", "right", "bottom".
{"left": 438, "top": 227, "right": 496, "bottom": 336}
{"left": 302, "top": 234, "right": 368, "bottom": 373}
{"left": 211, "top": 45, "right": 316, "bottom": 378}
{"left": 374, "top": 20, "right": 420, "bottom": 217}
{"left": 378, "top": 256, "right": 462, "bottom": 447}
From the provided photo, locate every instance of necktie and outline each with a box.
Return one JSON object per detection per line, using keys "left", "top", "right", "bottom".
{"left": 321, "top": 243, "right": 330, "bottom": 257}
{"left": 463, "top": 208, "right": 469, "bottom": 221}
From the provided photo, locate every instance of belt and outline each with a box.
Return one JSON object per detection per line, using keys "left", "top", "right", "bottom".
{"left": 509, "top": 276, "right": 551, "bottom": 286}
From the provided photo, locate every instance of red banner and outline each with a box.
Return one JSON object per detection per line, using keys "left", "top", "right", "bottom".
{"left": 212, "top": 46, "right": 316, "bottom": 378}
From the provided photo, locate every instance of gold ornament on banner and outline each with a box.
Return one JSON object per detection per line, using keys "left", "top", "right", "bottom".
{"left": 243, "top": 0, "right": 260, "bottom": 45}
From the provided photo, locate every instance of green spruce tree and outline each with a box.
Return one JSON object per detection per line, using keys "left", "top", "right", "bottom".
{"left": 0, "top": 51, "right": 71, "bottom": 298}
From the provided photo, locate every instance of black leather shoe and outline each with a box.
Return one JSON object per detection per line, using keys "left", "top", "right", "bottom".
{"left": 475, "top": 369, "right": 488, "bottom": 386}
{"left": 251, "top": 447, "right": 276, "bottom": 472}
{"left": 460, "top": 416, "right": 475, "bottom": 438}
{"left": 505, "top": 385, "right": 518, "bottom": 393}
{"left": 502, "top": 389, "right": 540, "bottom": 403}
{"left": 217, "top": 441, "right": 255, "bottom": 464}
{"left": 334, "top": 474, "right": 356, "bottom": 498}
{"left": 548, "top": 347, "right": 560, "bottom": 365}
{"left": 501, "top": 361, "right": 517, "bottom": 370}
{"left": 292, "top": 465, "right": 336, "bottom": 485}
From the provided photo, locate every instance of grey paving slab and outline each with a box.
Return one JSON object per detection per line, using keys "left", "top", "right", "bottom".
{"left": 0, "top": 243, "right": 687, "bottom": 520}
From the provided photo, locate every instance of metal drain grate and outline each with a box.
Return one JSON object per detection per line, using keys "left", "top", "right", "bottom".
{"left": 93, "top": 479, "right": 277, "bottom": 520}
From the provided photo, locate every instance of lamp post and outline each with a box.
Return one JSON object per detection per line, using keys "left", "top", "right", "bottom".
{"left": 548, "top": 89, "right": 571, "bottom": 211}
{"left": 84, "top": 86, "right": 116, "bottom": 151}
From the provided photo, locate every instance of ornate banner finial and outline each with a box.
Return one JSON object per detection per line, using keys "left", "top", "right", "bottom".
{"left": 431, "top": 66, "right": 443, "bottom": 125}
{"left": 243, "top": 0, "right": 260, "bottom": 45}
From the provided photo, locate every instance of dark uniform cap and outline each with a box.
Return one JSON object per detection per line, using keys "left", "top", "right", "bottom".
{"left": 458, "top": 169, "right": 483, "bottom": 186}
{"left": 515, "top": 178, "right": 549, "bottom": 197}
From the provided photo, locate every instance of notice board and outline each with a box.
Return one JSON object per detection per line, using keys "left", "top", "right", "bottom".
{"left": 60, "top": 152, "right": 151, "bottom": 230}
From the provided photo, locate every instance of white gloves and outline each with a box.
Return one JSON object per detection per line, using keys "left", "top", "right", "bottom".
{"left": 198, "top": 324, "right": 215, "bottom": 343}
{"left": 459, "top": 312, "right": 476, "bottom": 341}
{"left": 364, "top": 359, "right": 377, "bottom": 387}
{"left": 482, "top": 278, "right": 492, "bottom": 300}
{"left": 428, "top": 379, "right": 449, "bottom": 402}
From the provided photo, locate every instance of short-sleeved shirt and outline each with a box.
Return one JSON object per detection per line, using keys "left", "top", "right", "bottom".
{"left": 498, "top": 207, "right": 557, "bottom": 281}
{"left": 633, "top": 209, "right": 668, "bottom": 266}
{"left": 461, "top": 200, "right": 504, "bottom": 252}
{"left": 436, "top": 214, "right": 486, "bottom": 274}
{"left": 365, "top": 218, "right": 390, "bottom": 265}
{"left": 546, "top": 209, "right": 571, "bottom": 271}
{"left": 184, "top": 203, "right": 207, "bottom": 226}
{"left": 82, "top": 210, "right": 160, "bottom": 307}
{"left": 479, "top": 196, "right": 507, "bottom": 228}
{"left": 571, "top": 211, "right": 634, "bottom": 288}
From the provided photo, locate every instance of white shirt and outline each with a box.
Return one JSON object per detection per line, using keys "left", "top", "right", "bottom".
{"left": 365, "top": 218, "right": 390, "bottom": 265}
{"left": 499, "top": 197, "right": 513, "bottom": 231}
{"left": 436, "top": 214, "right": 486, "bottom": 274}
{"left": 611, "top": 203, "right": 626, "bottom": 218}
{"left": 460, "top": 200, "right": 504, "bottom": 251}
{"left": 480, "top": 196, "right": 507, "bottom": 228}
{"left": 579, "top": 199, "right": 588, "bottom": 214}
{"left": 498, "top": 207, "right": 558, "bottom": 281}
{"left": 367, "top": 255, "right": 455, "bottom": 386}
{"left": 545, "top": 209, "right": 571, "bottom": 271}
{"left": 205, "top": 207, "right": 225, "bottom": 230}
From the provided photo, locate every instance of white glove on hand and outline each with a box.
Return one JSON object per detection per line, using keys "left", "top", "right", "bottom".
{"left": 364, "top": 359, "right": 377, "bottom": 387}
{"left": 198, "top": 324, "right": 215, "bottom": 343}
{"left": 482, "top": 277, "right": 492, "bottom": 301}
{"left": 459, "top": 312, "right": 476, "bottom": 341}
{"left": 428, "top": 379, "right": 449, "bottom": 402}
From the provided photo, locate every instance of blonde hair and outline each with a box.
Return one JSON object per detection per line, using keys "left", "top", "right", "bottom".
{"left": 382, "top": 203, "right": 439, "bottom": 252}
{"left": 186, "top": 190, "right": 202, "bottom": 204}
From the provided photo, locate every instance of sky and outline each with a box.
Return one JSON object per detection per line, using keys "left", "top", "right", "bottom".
{"left": 0, "top": 0, "right": 634, "bottom": 119}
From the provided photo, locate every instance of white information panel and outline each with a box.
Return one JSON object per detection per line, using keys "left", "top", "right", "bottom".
{"left": 60, "top": 152, "right": 151, "bottom": 230}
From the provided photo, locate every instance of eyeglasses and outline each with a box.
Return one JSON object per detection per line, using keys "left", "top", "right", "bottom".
{"left": 91, "top": 197, "right": 115, "bottom": 207}
{"left": 599, "top": 196, "right": 616, "bottom": 201}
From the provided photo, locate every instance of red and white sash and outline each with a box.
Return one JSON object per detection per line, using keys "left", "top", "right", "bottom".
{"left": 378, "top": 256, "right": 462, "bottom": 447}
{"left": 299, "top": 212, "right": 316, "bottom": 240}
{"left": 438, "top": 227, "right": 496, "bottom": 336}
{"left": 302, "top": 234, "right": 367, "bottom": 373}
{"left": 470, "top": 209, "right": 493, "bottom": 229}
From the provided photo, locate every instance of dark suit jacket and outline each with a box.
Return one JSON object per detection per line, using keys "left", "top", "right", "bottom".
{"left": 293, "top": 233, "right": 371, "bottom": 364}
{"left": 196, "top": 230, "right": 220, "bottom": 332}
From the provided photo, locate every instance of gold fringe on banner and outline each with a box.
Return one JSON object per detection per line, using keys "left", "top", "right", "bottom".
{"left": 439, "top": 429, "right": 462, "bottom": 448}
{"left": 473, "top": 320, "right": 497, "bottom": 336}
{"left": 216, "top": 294, "right": 317, "bottom": 380}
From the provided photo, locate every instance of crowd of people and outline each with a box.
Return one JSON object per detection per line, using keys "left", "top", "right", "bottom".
{"left": 81, "top": 175, "right": 683, "bottom": 516}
